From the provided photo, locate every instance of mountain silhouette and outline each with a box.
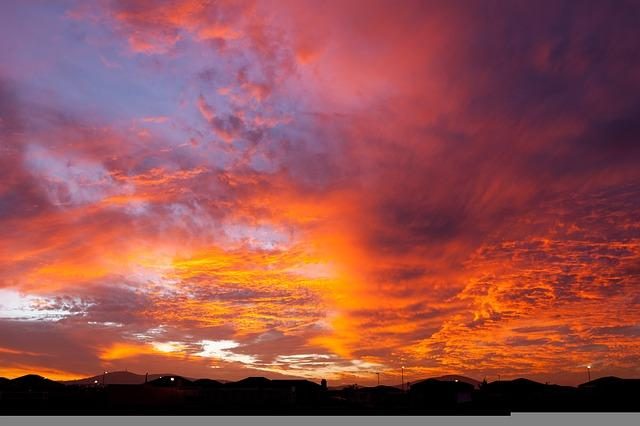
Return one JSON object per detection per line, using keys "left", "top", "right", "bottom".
{"left": 2, "top": 370, "right": 640, "bottom": 414}
{"left": 148, "top": 375, "right": 193, "bottom": 387}
{"left": 389, "top": 374, "right": 481, "bottom": 390}
{"left": 578, "top": 376, "right": 640, "bottom": 387}
{"left": 419, "top": 375, "right": 481, "bottom": 389}
{"left": 61, "top": 370, "right": 195, "bottom": 385}
{"left": 9, "top": 374, "right": 65, "bottom": 391}
{"left": 578, "top": 376, "right": 640, "bottom": 394}
{"left": 361, "top": 385, "right": 404, "bottom": 393}
{"left": 409, "top": 378, "right": 475, "bottom": 397}
{"left": 482, "top": 377, "right": 547, "bottom": 393}
{"left": 225, "top": 376, "right": 272, "bottom": 388}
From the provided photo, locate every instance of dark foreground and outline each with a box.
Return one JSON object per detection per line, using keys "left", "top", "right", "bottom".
{"left": 1, "top": 374, "right": 639, "bottom": 415}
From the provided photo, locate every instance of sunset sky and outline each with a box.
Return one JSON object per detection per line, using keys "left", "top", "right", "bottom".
{"left": 1, "top": 0, "right": 639, "bottom": 386}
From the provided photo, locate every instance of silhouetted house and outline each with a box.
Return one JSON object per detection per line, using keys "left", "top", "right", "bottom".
{"left": 193, "top": 378, "right": 225, "bottom": 388}
{"left": 354, "top": 385, "right": 405, "bottom": 408}
{"left": 0, "top": 375, "right": 68, "bottom": 409}
{"left": 431, "top": 375, "right": 481, "bottom": 389}
{"left": 476, "top": 378, "right": 582, "bottom": 411}
{"left": 148, "top": 375, "right": 194, "bottom": 388}
{"left": 271, "top": 379, "right": 322, "bottom": 404}
{"left": 0, "top": 378, "right": 9, "bottom": 403}
{"left": 409, "top": 379, "right": 474, "bottom": 410}
{"left": 485, "top": 378, "right": 545, "bottom": 393}
{"left": 3, "top": 375, "right": 65, "bottom": 399}
{"left": 578, "top": 376, "right": 640, "bottom": 391}
{"left": 578, "top": 377, "right": 640, "bottom": 410}
{"left": 222, "top": 377, "right": 276, "bottom": 405}
{"left": 8, "top": 375, "right": 65, "bottom": 392}
{"left": 194, "top": 377, "right": 323, "bottom": 408}
{"left": 105, "top": 384, "right": 199, "bottom": 409}
{"left": 101, "top": 376, "right": 197, "bottom": 409}
{"left": 226, "top": 376, "right": 272, "bottom": 389}
{"left": 0, "top": 377, "right": 10, "bottom": 395}
{"left": 479, "top": 378, "right": 545, "bottom": 405}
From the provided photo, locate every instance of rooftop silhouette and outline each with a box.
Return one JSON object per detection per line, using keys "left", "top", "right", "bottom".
{"left": 1, "top": 370, "right": 639, "bottom": 415}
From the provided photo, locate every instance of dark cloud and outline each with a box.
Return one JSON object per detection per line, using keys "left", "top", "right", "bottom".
{"left": 591, "top": 325, "right": 640, "bottom": 337}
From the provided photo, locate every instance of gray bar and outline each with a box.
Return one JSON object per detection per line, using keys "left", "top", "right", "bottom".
{"left": 0, "top": 414, "right": 639, "bottom": 426}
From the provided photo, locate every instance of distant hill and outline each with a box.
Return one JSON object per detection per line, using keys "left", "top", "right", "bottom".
{"left": 63, "top": 371, "right": 151, "bottom": 385}
{"left": 9, "top": 374, "right": 66, "bottom": 391}
{"left": 358, "top": 385, "right": 404, "bottom": 394}
{"left": 391, "top": 374, "right": 482, "bottom": 390}
{"left": 147, "top": 375, "right": 194, "bottom": 387}
{"left": 60, "top": 371, "right": 201, "bottom": 386}
{"left": 60, "top": 370, "right": 232, "bottom": 386}
{"left": 429, "top": 375, "right": 481, "bottom": 389}
{"left": 580, "top": 376, "right": 622, "bottom": 386}
{"left": 579, "top": 376, "right": 640, "bottom": 388}
{"left": 482, "top": 377, "right": 548, "bottom": 393}
{"left": 225, "top": 376, "right": 272, "bottom": 388}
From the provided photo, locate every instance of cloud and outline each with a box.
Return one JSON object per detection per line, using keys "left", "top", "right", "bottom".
{"left": 106, "top": 0, "right": 250, "bottom": 54}
{"left": 24, "top": 144, "right": 131, "bottom": 207}
{"left": 196, "top": 339, "right": 258, "bottom": 365}
{"left": 0, "top": 289, "right": 92, "bottom": 321}
{"left": 1, "top": 0, "right": 639, "bottom": 385}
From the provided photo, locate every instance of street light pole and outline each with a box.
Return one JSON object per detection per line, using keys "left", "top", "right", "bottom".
{"left": 376, "top": 372, "right": 380, "bottom": 386}
{"left": 587, "top": 365, "right": 591, "bottom": 382}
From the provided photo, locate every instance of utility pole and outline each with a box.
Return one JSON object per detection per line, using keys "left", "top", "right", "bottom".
{"left": 376, "top": 372, "right": 380, "bottom": 386}
{"left": 401, "top": 366, "right": 405, "bottom": 392}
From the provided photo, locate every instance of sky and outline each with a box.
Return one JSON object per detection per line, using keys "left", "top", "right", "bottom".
{"left": 0, "top": 0, "right": 639, "bottom": 386}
